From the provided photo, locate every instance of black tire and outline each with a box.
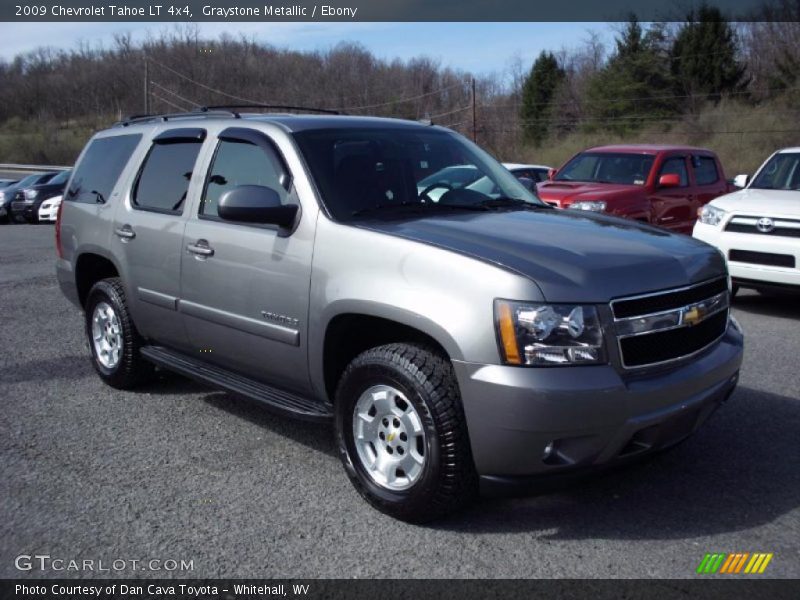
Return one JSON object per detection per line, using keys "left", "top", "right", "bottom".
{"left": 84, "top": 277, "right": 154, "bottom": 389}
{"left": 335, "top": 343, "right": 477, "bottom": 522}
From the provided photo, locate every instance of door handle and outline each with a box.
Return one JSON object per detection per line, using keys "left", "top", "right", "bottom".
{"left": 186, "top": 239, "right": 214, "bottom": 258}
{"left": 114, "top": 224, "right": 135, "bottom": 240}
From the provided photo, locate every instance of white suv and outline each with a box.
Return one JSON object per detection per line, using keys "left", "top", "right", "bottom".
{"left": 694, "top": 148, "right": 800, "bottom": 294}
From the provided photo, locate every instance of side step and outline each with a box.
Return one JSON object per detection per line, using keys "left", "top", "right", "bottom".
{"left": 140, "top": 345, "right": 333, "bottom": 423}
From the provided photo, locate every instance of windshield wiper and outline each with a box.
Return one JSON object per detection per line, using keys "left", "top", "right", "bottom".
{"left": 479, "top": 197, "right": 552, "bottom": 210}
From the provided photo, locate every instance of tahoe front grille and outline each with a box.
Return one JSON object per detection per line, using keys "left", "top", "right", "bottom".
{"left": 612, "top": 277, "right": 728, "bottom": 319}
{"left": 611, "top": 278, "right": 729, "bottom": 369}
{"left": 619, "top": 311, "right": 728, "bottom": 367}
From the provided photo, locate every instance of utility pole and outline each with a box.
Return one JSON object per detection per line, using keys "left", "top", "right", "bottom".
{"left": 471, "top": 78, "right": 477, "bottom": 143}
{"left": 143, "top": 56, "right": 150, "bottom": 114}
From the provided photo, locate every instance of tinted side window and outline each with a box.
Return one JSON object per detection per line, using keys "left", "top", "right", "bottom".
{"left": 133, "top": 141, "right": 202, "bottom": 214}
{"left": 694, "top": 156, "right": 719, "bottom": 186}
{"left": 659, "top": 157, "right": 689, "bottom": 186}
{"left": 201, "top": 140, "right": 289, "bottom": 219}
{"left": 66, "top": 134, "right": 142, "bottom": 204}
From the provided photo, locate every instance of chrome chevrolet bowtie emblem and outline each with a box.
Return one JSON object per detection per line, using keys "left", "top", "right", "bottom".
{"left": 682, "top": 305, "right": 707, "bottom": 327}
{"left": 756, "top": 217, "right": 775, "bottom": 233}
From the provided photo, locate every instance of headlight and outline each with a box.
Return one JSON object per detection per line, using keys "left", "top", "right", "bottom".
{"left": 495, "top": 300, "right": 606, "bottom": 365}
{"left": 0, "top": 192, "right": 5, "bottom": 201}
{"left": 24, "top": 189, "right": 38, "bottom": 200}
{"left": 698, "top": 204, "right": 726, "bottom": 226}
{"left": 570, "top": 200, "right": 606, "bottom": 212}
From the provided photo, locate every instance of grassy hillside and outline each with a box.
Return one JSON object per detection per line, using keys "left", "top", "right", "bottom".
{"left": 0, "top": 98, "right": 797, "bottom": 179}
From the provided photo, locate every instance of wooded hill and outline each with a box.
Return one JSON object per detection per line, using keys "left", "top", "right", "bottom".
{"left": 0, "top": 1, "right": 798, "bottom": 175}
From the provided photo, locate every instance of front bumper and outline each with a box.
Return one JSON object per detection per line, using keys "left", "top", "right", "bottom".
{"left": 39, "top": 205, "right": 58, "bottom": 222}
{"left": 10, "top": 200, "right": 35, "bottom": 221}
{"left": 453, "top": 321, "right": 743, "bottom": 487}
{"left": 694, "top": 221, "right": 800, "bottom": 288}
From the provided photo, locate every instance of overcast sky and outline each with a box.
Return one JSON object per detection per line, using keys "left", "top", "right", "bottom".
{"left": 0, "top": 22, "right": 614, "bottom": 75}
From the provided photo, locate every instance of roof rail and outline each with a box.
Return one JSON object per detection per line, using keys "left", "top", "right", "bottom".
{"left": 199, "top": 104, "right": 342, "bottom": 116}
{"left": 114, "top": 109, "right": 240, "bottom": 127}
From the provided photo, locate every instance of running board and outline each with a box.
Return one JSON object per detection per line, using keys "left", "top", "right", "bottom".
{"left": 140, "top": 345, "right": 333, "bottom": 423}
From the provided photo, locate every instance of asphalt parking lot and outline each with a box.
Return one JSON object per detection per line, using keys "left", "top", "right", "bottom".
{"left": 1, "top": 225, "right": 798, "bottom": 579}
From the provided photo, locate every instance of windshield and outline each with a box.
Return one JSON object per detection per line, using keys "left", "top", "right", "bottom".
{"left": 555, "top": 152, "right": 655, "bottom": 185}
{"left": 293, "top": 127, "right": 544, "bottom": 220}
{"left": 750, "top": 153, "right": 800, "bottom": 191}
{"left": 48, "top": 170, "right": 71, "bottom": 185}
{"left": 17, "top": 174, "right": 40, "bottom": 187}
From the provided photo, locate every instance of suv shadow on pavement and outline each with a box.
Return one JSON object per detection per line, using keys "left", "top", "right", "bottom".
{"left": 202, "top": 391, "right": 336, "bottom": 458}
{"left": 432, "top": 385, "right": 799, "bottom": 537}
{"left": 191, "top": 381, "right": 798, "bottom": 538}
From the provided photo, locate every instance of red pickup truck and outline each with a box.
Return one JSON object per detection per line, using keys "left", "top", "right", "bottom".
{"left": 537, "top": 144, "right": 734, "bottom": 233}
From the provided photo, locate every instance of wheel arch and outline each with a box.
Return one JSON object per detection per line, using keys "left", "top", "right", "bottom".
{"left": 75, "top": 251, "right": 122, "bottom": 309}
{"left": 318, "top": 308, "right": 461, "bottom": 404}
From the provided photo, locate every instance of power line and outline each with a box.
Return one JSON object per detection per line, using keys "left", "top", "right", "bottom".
{"left": 148, "top": 54, "right": 468, "bottom": 113}
{"left": 342, "top": 82, "right": 467, "bottom": 111}
{"left": 427, "top": 105, "right": 471, "bottom": 120}
{"left": 148, "top": 55, "right": 267, "bottom": 105}
{"left": 149, "top": 91, "right": 189, "bottom": 112}
{"left": 150, "top": 80, "right": 201, "bottom": 108}
{"left": 481, "top": 108, "right": 800, "bottom": 126}
{"left": 481, "top": 81, "right": 800, "bottom": 111}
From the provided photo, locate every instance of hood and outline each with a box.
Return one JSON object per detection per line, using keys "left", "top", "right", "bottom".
{"left": 710, "top": 188, "right": 800, "bottom": 218}
{"left": 358, "top": 209, "right": 725, "bottom": 303}
{"left": 537, "top": 181, "right": 644, "bottom": 207}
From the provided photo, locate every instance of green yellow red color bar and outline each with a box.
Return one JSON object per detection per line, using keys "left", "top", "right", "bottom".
{"left": 696, "top": 553, "right": 773, "bottom": 574}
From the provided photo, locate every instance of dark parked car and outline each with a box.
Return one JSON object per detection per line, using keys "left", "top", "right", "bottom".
{"left": 11, "top": 170, "right": 67, "bottom": 223}
{"left": 1, "top": 173, "right": 54, "bottom": 223}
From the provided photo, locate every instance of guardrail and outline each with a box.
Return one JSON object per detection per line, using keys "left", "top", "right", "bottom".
{"left": 0, "top": 163, "right": 71, "bottom": 172}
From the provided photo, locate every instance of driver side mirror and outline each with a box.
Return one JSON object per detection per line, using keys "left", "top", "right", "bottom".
{"left": 218, "top": 185, "right": 299, "bottom": 233}
{"left": 547, "top": 168, "right": 557, "bottom": 181}
{"left": 658, "top": 173, "right": 681, "bottom": 188}
{"left": 733, "top": 174, "right": 749, "bottom": 188}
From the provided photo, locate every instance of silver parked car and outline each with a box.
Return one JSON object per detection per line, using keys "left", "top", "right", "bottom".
{"left": 56, "top": 109, "right": 743, "bottom": 521}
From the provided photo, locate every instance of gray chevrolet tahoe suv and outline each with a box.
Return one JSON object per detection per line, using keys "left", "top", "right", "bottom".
{"left": 56, "top": 109, "right": 744, "bottom": 522}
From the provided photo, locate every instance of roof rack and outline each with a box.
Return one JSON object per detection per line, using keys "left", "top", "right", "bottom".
{"left": 199, "top": 104, "right": 342, "bottom": 115}
{"left": 113, "top": 104, "right": 342, "bottom": 127}
{"left": 114, "top": 109, "right": 240, "bottom": 127}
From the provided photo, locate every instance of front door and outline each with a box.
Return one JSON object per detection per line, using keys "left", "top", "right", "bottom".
{"left": 178, "top": 130, "right": 315, "bottom": 394}
{"left": 652, "top": 154, "right": 693, "bottom": 232}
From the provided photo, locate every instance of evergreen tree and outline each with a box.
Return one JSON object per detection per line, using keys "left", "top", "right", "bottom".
{"left": 520, "top": 51, "right": 564, "bottom": 146}
{"left": 585, "top": 18, "right": 677, "bottom": 133}
{"left": 671, "top": 5, "right": 747, "bottom": 107}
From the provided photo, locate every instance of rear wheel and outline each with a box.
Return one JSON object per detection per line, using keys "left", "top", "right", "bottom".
{"left": 335, "top": 343, "right": 477, "bottom": 522}
{"left": 85, "top": 277, "right": 154, "bottom": 389}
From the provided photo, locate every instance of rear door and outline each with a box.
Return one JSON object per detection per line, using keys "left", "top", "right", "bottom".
{"left": 178, "top": 127, "right": 315, "bottom": 394}
{"left": 111, "top": 128, "right": 206, "bottom": 350}
{"left": 651, "top": 154, "right": 693, "bottom": 232}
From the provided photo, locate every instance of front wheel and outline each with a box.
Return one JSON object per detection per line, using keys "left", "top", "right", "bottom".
{"left": 335, "top": 343, "right": 477, "bottom": 522}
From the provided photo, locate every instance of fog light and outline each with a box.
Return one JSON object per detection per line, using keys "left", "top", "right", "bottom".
{"left": 542, "top": 441, "right": 555, "bottom": 460}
